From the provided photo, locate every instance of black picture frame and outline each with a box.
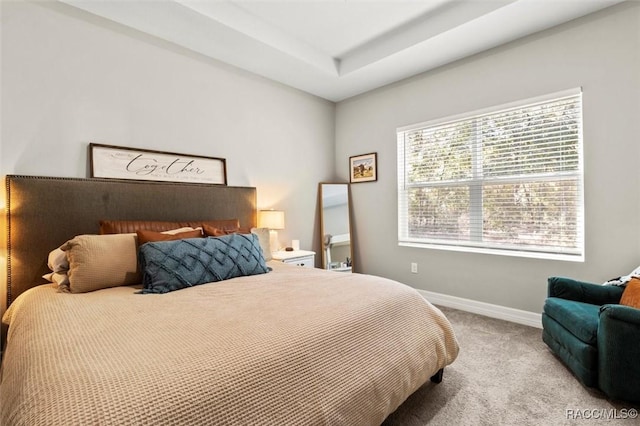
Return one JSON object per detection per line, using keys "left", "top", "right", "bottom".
{"left": 349, "top": 152, "right": 377, "bottom": 183}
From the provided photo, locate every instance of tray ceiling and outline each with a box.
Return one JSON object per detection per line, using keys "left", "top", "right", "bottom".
{"left": 60, "top": 0, "right": 624, "bottom": 101}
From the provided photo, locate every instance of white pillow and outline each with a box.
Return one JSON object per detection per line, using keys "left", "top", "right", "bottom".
{"left": 251, "top": 227, "right": 272, "bottom": 261}
{"left": 162, "top": 226, "right": 200, "bottom": 235}
{"left": 47, "top": 247, "right": 69, "bottom": 272}
{"left": 42, "top": 271, "right": 70, "bottom": 286}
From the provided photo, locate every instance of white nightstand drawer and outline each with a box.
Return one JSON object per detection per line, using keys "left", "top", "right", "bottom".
{"left": 272, "top": 250, "right": 316, "bottom": 269}
{"left": 281, "top": 255, "right": 314, "bottom": 268}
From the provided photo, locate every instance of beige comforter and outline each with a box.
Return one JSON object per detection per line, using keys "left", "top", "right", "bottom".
{"left": 1, "top": 262, "right": 459, "bottom": 425}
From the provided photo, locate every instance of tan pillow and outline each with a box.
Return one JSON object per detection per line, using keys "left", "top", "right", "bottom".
{"left": 250, "top": 227, "right": 272, "bottom": 261}
{"left": 61, "top": 234, "right": 140, "bottom": 293}
{"left": 99, "top": 219, "right": 239, "bottom": 234}
{"left": 620, "top": 277, "right": 640, "bottom": 309}
{"left": 137, "top": 228, "right": 203, "bottom": 246}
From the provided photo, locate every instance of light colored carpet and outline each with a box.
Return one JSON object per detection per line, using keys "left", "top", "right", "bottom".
{"left": 383, "top": 306, "right": 640, "bottom": 425}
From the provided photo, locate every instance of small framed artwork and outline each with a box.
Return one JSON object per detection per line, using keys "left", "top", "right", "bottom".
{"left": 349, "top": 152, "right": 377, "bottom": 183}
{"left": 90, "top": 143, "right": 227, "bottom": 185}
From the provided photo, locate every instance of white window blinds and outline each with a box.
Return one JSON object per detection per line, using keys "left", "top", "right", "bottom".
{"left": 397, "top": 88, "right": 584, "bottom": 260}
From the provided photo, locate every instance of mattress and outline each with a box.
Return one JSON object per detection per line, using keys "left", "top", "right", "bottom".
{"left": 0, "top": 262, "right": 459, "bottom": 425}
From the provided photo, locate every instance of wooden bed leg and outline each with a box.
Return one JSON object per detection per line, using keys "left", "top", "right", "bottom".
{"left": 430, "top": 368, "right": 444, "bottom": 384}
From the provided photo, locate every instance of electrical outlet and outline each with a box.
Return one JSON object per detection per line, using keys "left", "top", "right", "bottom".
{"left": 411, "top": 262, "right": 418, "bottom": 274}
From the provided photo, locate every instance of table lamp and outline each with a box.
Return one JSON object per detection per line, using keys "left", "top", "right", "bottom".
{"left": 258, "top": 209, "right": 285, "bottom": 253}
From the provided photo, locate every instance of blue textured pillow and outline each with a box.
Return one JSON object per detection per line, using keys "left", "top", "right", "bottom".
{"left": 139, "top": 233, "right": 270, "bottom": 294}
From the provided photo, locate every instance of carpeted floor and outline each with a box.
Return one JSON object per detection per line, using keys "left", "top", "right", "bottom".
{"left": 383, "top": 307, "right": 640, "bottom": 426}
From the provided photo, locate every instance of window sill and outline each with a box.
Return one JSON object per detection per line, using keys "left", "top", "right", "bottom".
{"left": 398, "top": 241, "right": 584, "bottom": 262}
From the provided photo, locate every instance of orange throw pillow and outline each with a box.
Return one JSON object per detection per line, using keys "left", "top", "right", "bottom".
{"left": 620, "top": 277, "right": 640, "bottom": 309}
{"left": 136, "top": 229, "right": 203, "bottom": 246}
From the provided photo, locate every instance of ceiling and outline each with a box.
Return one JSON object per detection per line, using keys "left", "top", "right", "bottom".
{"left": 60, "top": 0, "right": 624, "bottom": 102}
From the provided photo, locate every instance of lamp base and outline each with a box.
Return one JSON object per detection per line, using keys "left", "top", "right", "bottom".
{"left": 269, "top": 230, "right": 280, "bottom": 254}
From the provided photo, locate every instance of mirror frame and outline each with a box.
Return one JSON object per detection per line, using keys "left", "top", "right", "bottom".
{"left": 319, "top": 182, "right": 354, "bottom": 272}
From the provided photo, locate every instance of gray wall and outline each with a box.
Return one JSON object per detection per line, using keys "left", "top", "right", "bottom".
{"left": 1, "top": 0, "right": 335, "bottom": 253}
{"left": 335, "top": 2, "right": 640, "bottom": 313}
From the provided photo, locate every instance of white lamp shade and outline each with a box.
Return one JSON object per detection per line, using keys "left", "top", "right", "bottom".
{"left": 258, "top": 210, "right": 285, "bottom": 230}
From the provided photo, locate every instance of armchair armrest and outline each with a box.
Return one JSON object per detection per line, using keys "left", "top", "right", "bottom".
{"left": 597, "top": 304, "right": 640, "bottom": 402}
{"left": 599, "top": 303, "right": 640, "bottom": 324}
{"left": 547, "top": 276, "right": 623, "bottom": 305}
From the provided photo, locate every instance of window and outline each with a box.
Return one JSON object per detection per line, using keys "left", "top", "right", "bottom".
{"left": 397, "top": 88, "right": 583, "bottom": 261}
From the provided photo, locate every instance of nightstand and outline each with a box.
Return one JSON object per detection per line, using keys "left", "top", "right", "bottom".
{"left": 271, "top": 250, "right": 316, "bottom": 268}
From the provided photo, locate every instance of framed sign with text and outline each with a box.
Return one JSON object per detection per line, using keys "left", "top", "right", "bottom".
{"left": 90, "top": 143, "right": 227, "bottom": 185}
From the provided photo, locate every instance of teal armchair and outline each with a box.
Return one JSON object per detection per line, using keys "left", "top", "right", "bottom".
{"left": 542, "top": 277, "right": 640, "bottom": 402}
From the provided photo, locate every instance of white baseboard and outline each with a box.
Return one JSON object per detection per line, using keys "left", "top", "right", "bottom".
{"left": 417, "top": 289, "right": 542, "bottom": 329}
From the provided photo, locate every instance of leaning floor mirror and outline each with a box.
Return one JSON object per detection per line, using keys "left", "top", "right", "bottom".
{"left": 319, "top": 183, "right": 354, "bottom": 272}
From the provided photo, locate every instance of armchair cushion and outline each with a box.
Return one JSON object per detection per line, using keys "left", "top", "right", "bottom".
{"left": 543, "top": 298, "right": 600, "bottom": 345}
{"left": 547, "top": 277, "right": 623, "bottom": 305}
{"left": 619, "top": 278, "right": 640, "bottom": 308}
{"left": 541, "top": 315, "right": 598, "bottom": 387}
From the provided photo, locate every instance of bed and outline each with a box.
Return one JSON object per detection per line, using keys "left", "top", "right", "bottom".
{"left": 0, "top": 175, "right": 459, "bottom": 425}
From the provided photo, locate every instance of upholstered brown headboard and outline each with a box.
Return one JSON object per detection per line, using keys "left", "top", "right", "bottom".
{"left": 3, "top": 175, "right": 256, "bottom": 307}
